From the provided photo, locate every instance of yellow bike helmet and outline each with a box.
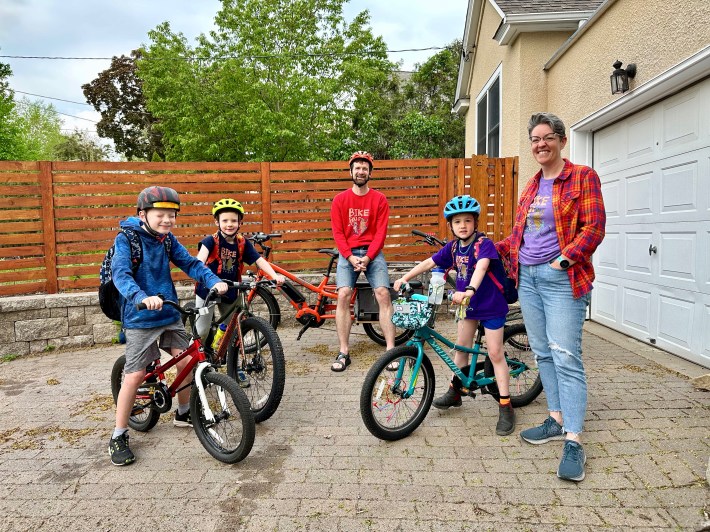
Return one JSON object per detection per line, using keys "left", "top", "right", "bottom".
{"left": 212, "top": 198, "right": 245, "bottom": 219}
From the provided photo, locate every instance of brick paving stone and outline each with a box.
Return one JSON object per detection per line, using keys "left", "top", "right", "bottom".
{"left": 0, "top": 318, "right": 707, "bottom": 531}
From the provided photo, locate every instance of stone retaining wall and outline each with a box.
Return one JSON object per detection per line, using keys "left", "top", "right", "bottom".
{"left": 0, "top": 269, "right": 423, "bottom": 357}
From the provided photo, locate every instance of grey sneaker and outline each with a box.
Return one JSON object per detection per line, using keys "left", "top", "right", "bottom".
{"left": 495, "top": 403, "right": 516, "bottom": 436}
{"left": 432, "top": 386, "right": 462, "bottom": 409}
{"left": 520, "top": 416, "right": 565, "bottom": 444}
{"left": 557, "top": 440, "right": 586, "bottom": 481}
{"left": 108, "top": 432, "right": 135, "bottom": 466}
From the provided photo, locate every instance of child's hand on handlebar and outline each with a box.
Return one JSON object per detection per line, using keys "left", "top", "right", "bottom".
{"left": 450, "top": 291, "right": 470, "bottom": 305}
{"left": 141, "top": 295, "right": 164, "bottom": 310}
{"left": 393, "top": 278, "right": 409, "bottom": 292}
{"left": 213, "top": 282, "right": 229, "bottom": 295}
{"left": 273, "top": 274, "right": 286, "bottom": 286}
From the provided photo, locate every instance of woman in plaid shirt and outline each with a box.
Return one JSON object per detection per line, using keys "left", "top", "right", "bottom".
{"left": 497, "top": 113, "right": 606, "bottom": 482}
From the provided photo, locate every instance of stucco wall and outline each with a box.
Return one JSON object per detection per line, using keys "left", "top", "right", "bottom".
{"left": 464, "top": 0, "right": 710, "bottom": 189}
{"left": 546, "top": 0, "right": 710, "bottom": 145}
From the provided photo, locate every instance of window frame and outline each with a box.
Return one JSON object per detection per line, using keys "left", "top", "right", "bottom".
{"left": 474, "top": 64, "right": 502, "bottom": 157}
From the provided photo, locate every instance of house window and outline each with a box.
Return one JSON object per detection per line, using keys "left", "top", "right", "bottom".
{"left": 476, "top": 75, "right": 500, "bottom": 157}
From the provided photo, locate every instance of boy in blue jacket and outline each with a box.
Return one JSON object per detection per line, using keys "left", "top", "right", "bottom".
{"left": 108, "top": 186, "right": 227, "bottom": 466}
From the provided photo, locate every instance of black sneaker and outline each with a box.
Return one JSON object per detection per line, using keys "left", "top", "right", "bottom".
{"left": 496, "top": 403, "right": 516, "bottom": 436}
{"left": 432, "top": 386, "right": 462, "bottom": 409}
{"left": 173, "top": 409, "right": 192, "bottom": 427}
{"left": 108, "top": 432, "right": 135, "bottom": 466}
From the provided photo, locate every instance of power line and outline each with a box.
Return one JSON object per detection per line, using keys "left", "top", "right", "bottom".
{"left": 14, "top": 89, "right": 92, "bottom": 106}
{"left": 56, "top": 111, "right": 98, "bottom": 123}
{"left": 0, "top": 46, "right": 446, "bottom": 61}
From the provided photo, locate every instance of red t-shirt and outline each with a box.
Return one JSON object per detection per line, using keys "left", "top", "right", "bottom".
{"left": 331, "top": 188, "right": 389, "bottom": 259}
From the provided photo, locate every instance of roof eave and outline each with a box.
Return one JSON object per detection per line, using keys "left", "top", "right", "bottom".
{"left": 496, "top": 11, "right": 595, "bottom": 45}
{"left": 454, "top": 0, "right": 484, "bottom": 108}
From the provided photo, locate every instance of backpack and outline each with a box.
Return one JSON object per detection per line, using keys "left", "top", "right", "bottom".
{"left": 452, "top": 234, "right": 518, "bottom": 304}
{"left": 98, "top": 228, "right": 172, "bottom": 321}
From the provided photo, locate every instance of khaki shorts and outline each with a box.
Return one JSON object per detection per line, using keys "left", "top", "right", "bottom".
{"left": 123, "top": 321, "right": 190, "bottom": 374}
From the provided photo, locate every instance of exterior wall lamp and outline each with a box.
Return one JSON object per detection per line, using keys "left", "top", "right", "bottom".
{"left": 610, "top": 60, "right": 637, "bottom": 95}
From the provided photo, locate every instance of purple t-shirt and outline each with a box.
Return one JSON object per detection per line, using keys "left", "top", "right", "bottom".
{"left": 519, "top": 177, "right": 560, "bottom": 265}
{"left": 432, "top": 235, "right": 508, "bottom": 320}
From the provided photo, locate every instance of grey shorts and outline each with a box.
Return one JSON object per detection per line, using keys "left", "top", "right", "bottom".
{"left": 124, "top": 321, "right": 190, "bottom": 374}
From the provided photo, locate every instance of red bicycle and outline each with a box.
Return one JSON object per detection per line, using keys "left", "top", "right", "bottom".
{"left": 243, "top": 233, "right": 423, "bottom": 345}
{"left": 110, "top": 288, "right": 256, "bottom": 464}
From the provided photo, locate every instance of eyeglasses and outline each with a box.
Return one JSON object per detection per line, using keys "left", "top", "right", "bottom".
{"left": 529, "top": 133, "right": 561, "bottom": 145}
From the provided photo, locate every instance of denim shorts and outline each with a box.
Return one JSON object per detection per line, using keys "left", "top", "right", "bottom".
{"left": 480, "top": 315, "right": 506, "bottom": 330}
{"left": 336, "top": 248, "right": 390, "bottom": 289}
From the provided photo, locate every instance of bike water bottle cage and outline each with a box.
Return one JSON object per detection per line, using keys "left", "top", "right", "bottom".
{"left": 212, "top": 198, "right": 245, "bottom": 219}
{"left": 443, "top": 195, "right": 480, "bottom": 221}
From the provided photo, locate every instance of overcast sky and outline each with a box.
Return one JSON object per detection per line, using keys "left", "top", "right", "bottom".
{"left": 0, "top": 0, "right": 468, "bottom": 136}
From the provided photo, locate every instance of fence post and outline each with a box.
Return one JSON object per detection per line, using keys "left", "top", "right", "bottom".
{"left": 437, "top": 158, "right": 453, "bottom": 241}
{"left": 260, "top": 161, "right": 272, "bottom": 233}
{"left": 38, "top": 161, "right": 58, "bottom": 293}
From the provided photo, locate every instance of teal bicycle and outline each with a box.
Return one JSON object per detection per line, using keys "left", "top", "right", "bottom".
{"left": 360, "top": 293, "right": 542, "bottom": 441}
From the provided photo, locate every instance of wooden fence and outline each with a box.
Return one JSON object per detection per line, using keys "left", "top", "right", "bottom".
{"left": 0, "top": 156, "right": 517, "bottom": 297}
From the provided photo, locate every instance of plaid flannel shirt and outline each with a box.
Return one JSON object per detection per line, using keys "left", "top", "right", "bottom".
{"left": 496, "top": 159, "right": 606, "bottom": 298}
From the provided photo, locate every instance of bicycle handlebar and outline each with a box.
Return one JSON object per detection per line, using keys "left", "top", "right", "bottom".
{"left": 247, "top": 232, "right": 282, "bottom": 244}
{"left": 134, "top": 279, "right": 276, "bottom": 313}
{"left": 412, "top": 229, "right": 446, "bottom": 248}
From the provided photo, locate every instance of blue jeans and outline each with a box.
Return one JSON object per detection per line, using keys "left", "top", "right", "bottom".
{"left": 518, "top": 263, "right": 590, "bottom": 434}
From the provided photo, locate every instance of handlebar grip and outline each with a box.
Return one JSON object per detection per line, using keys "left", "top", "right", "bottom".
{"left": 136, "top": 303, "right": 147, "bottom": 310}
{"left": 411, "top": 229, "right": 428, "bottom": 237}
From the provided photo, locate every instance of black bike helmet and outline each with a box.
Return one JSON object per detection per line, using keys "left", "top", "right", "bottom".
{"left": 443, "top": 195, "right": 480, "bottom": 221}
{"left": 137, "top": 186, "right": 180, "bottom": 212}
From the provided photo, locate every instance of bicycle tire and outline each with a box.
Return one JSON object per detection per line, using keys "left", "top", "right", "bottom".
{"left": 360, "top": 345, "right": 435, "bottom": 441}
{"left": 246, "top": 285, "right": 281, "bottom": 330}
{"left": 190, "top": 371, "right": 256, "bottom": 464}
{"left": 226, "top": 316, "right": 285, "bottom": 423}
{"left": 362, "top": 322, "right": 414, "bottom": 347}
{"left": 482, "top": 323, "right": 543, "bottom": 407}
{"left": 110, "top": 355, "right": 160, "bottom": 432}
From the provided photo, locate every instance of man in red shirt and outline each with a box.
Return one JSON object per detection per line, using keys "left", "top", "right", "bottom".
{"left": 330, "top": 151, "right": 394, "bottom": 371}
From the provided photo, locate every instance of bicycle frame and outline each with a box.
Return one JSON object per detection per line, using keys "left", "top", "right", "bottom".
{"left": 395, "top": 324, "right": 530, "bottom": 400}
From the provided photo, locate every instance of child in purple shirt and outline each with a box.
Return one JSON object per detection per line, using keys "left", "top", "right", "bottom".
{"left": 394, "top": 195, "right": 515, "bottom": 436}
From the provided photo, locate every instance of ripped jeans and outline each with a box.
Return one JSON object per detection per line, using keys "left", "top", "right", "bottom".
{"left": 518, "top": 263, "right": 590, "bottom": 434}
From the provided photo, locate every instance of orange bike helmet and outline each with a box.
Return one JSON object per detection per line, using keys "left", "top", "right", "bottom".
{"left": 348, "top": 150, "right": 374, "bottom": 170}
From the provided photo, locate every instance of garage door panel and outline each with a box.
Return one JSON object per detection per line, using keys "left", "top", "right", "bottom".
{"left": 596, "top": 232, "right": 620, "bottom": 271}
{"left": 656, "top": 294, "right": 694, "bottom": 350}
{"left": 627, "top": 171, "right": 654, "bottom": 217}
{"left": 627, "top": 110, "right": 655, "bottom": 159}
{"left": 593, "top": 282, "right": 618, "bottom": 321}
{"left": 662, "top": 87, "right": 701, "bottom": 149}
{"left": 595, "top": 123, "right": 624, "bottom": 170}
{"left": 625, "top": 233, "right": 653, "bottom": 275}
{"left": 703, "top": 305, "right": 710, "bottom": 359}
{"left": 658, "top": 232, "right": 695, "bottom": 282}
{"left": 660, "top": 160, "right": 698, "bottom": 214}
{"left": 602, "top": 179, "right": 621, "bottom": 219}
{"left": 622, "top": 287, "right": 652, "bottom": 335}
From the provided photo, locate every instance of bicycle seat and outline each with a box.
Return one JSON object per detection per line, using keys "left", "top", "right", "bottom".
{"left": 318, "top": 248, "right": 339, "bottom": 258}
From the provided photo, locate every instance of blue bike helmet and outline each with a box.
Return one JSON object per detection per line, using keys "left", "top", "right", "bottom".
{"left": 443, "top": 195, "right": 481, "bottom": 221}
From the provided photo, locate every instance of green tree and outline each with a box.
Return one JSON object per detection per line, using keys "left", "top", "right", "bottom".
{"left": 137, "top": 0, "right": 393, "bottom": 161}
{"left": 54, "top": 130, "right": 111, "bottom": 161}
{"left": 13, "top": 98, "right": 64, "bottom": 160}
{"left": 350, "top": 40, "right": 465, "bottom": 159}
{"left": 82, "top": 50, "right": 164, "bottom": 160}
{"left": 0, "top": 60, "right": 25, "bottom": 160}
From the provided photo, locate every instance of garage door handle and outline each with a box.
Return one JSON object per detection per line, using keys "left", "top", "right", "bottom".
{"left": 649, "top": 244, "right": 657, "bottom": 256}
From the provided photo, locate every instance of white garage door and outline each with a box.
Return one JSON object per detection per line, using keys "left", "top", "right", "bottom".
{"left": 592, "top": 76, "right": 710, "bottom": 368}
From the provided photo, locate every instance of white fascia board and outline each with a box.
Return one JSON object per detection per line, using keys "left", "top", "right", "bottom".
{"left": 454, "top": 0, "right": 484, "bottom": 106}
{"left": 497, "top": 11, "right": 595, "bottom": 45}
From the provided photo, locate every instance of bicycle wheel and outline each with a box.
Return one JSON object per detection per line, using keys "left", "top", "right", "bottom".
{"left": 360, "top": 345, "right": 435, "bottom": 441}
{"left": 246, "top": 285, "right": 281, "bottom": 330}
{"left": 482, "top": 323, "right": 543, "bottom": 407}
{"left": 362, "top": 322, "right": 415, "bottom": 347}
{"left": 110, "top": 355, "right": 160, "bottom": 432}
{"left": 226, "top": 316, "right": 285, "bottom": 423}
{"left": 190, "top": 371, "right": 255, "bottom": 464}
